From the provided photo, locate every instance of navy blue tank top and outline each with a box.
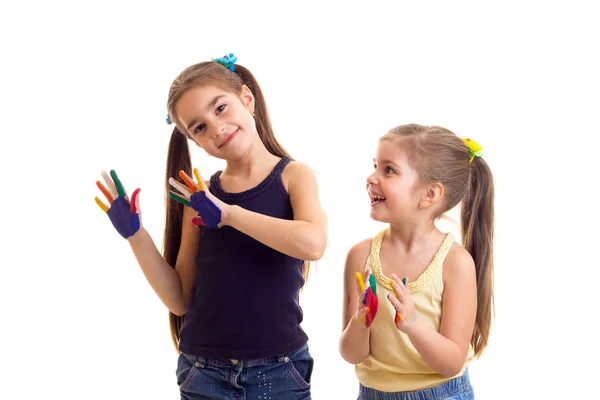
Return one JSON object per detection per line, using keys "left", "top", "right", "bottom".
{"left": 179, "top": 158, "right": 308, "bottom": 359}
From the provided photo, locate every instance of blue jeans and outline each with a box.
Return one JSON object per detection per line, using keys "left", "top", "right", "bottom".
{"left": 358, "top": 369, "right": 474, "bottom": 400}
{"left": 176, "top": 343, "right": 313, "bottom": 399}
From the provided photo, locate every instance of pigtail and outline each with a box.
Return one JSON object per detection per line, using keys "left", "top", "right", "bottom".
{"left": 461, "top": 157, "right": 495, "bottom": 358}
{"left": 163, "top": 128, "right": 192, "bottom": 352}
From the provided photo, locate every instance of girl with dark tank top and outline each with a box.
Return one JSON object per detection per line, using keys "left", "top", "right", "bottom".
{"left": 94, "top": 54, "right": 327, "bottom": 399}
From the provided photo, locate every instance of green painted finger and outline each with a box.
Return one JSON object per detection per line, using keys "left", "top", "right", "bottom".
{"left": 168, "top": 191, "right": 190, "bottom": 207}
{"left": 369, "top": 274, "right": 377, "bottom": 295}
{"left": 402, "top": 277, "right": 407, "bottom": 286}
{"left": 110, "top": 170, "right": 126, "bottom": 197}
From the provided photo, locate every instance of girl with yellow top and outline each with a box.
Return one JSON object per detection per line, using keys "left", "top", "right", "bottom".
{"left": 339, "top": 124, "right": 494, "bottom": 399}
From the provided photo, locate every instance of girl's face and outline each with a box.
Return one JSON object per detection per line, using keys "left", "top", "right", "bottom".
{"left": 366, "top": 139, "right": 424, "bottom": 223}
{"left": 175, "top": 84, "right": 256, "bottom": 159}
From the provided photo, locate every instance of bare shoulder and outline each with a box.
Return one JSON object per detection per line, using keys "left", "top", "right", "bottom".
{"left": 443, "top": 242, "right": 476, "bottom": 283}
{"left": 281, "top": 160, "right": 316, "bottom": 192}
{"left": 345, "top": 238, "right": 373, "bottom": 274}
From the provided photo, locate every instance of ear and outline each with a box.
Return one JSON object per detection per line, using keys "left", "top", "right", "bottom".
{"left": 240, "top": 85, "right": 255, "bottom": 114}
{"left": 419, "top": 182, "right": 444, "bottom": 209}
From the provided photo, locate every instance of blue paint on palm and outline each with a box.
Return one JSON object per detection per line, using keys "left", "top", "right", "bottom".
{"left": 190, "top": 191, "right": 222, "bottom": 228}
{"left": 107, "top": 197, "right": 140, "bottom": 238}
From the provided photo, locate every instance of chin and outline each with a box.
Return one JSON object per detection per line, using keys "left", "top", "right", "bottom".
{"left": 369, "top": 210, "right": 387, "bottom": 223}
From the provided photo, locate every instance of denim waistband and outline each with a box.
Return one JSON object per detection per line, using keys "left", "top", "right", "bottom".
{"left": 360, "top": 368, "right": 472, "bottom": 400}
{"left": 180, "top": 343, "right": 309, "bottom": 369}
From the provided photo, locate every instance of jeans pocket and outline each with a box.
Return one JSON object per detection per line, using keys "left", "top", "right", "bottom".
{"left": 176, "top": 352, "right": 199, "bottom": 389}
{"left": 284, "top": 347, "right": 314, "bottom": 390}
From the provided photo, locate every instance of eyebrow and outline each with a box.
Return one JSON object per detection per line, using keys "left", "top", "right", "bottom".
{"left": 374, "top": 158, "right": 402, "bottom": 168}
{"left": 185, "top": 95, "right": 226, "bottom": 132}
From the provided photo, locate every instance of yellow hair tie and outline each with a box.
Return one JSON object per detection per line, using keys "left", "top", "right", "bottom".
{"left": 462, "top": 138, "right": 484, "bottom": 163}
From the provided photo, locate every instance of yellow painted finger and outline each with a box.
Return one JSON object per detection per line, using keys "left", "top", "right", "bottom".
{"left": 355, "top": 272, "right": 366, "bottom": 292}
{"left": 193, "top": 168, "right": 205, "bottom": 191}
{"left": 95, "top": 196, "right": 109, "bottom": 212}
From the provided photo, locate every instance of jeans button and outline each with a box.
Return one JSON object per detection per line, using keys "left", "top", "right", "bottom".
{"left": 284, "top": 356, "right": 290, "bottom": 363}
{"left": 194, "top": 361, "right": 200, "bottom": 367}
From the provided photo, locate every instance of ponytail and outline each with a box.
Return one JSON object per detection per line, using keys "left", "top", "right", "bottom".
{"left": 461, "top": 156, "right": 495, "bottom": 358}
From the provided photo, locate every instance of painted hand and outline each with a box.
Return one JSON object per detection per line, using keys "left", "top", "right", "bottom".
{"left": 355, "top": 269, "right": 379, "bottom": 328}
{"left": 168, "top": 168, "right": 226, "bottom": 228}
{"left": 95, "top": 170, "right": 141, "bottom": 239}
{"left": 387, "top": 274, "right": 418, "bottom": 333}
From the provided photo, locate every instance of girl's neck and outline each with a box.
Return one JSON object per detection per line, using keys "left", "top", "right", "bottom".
{"left": 222, "top": 135, "right": 280, "bottom": 179}
{"left": 386, "top": 221, "right": 443, "bottom": 254}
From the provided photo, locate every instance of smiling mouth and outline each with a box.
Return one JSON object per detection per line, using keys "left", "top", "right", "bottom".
{"left": 218, "top": 129, "right": 239, "bottom": 148}
{"left": 369, "top": 193, "right": 386, "bottom": 206}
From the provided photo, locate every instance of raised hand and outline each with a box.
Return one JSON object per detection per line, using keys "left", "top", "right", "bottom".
{"left": 387, "top": 275, "right": 418, "bottom": 333}
{"left": 168, "top": 168, "right": 224, "bottom": 228}
{"left": 355, "top": 270, "right": 379, "bottom": 328}
{"left": 95, "top": 170, "right": 141, "bottom": 239}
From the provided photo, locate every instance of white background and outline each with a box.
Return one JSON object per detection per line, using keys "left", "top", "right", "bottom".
{"left": 1, "top": 1, "right": 599, "bottom": 399}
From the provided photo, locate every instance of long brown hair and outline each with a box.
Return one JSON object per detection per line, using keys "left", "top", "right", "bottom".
{"left": 163, "top": 60, "right": 310, "bottom": 351}
{"left": 383, "top": 124, "right": 494, "bottom": 358}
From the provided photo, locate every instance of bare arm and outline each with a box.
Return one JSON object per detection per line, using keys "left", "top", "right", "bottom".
{"left": 401, "top": 245, "right": 477, "bottom": 377}
{"left": 224, "top": 162, "right": 328, "bottom": 261}
{"left": 127, "top": 205, "right": 200, "bottom": 316}
{"left": 339, "top": 239, "right": 372, "bottom": 364}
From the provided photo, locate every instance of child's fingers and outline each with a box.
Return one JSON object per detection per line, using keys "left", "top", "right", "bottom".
{"left": 368, "top": 273, "right": 377, "bottom": 295}
{"left": 193, "top": 167, "right": 205, "bottom": 191}
{"left": 179, "top": 170, "right": 198, "bottom": 193}
{"left": 95, "top": 196, "right": 109, "bottom": 212}
{"left": 131, "top": 188, "right": 141, "bottom": 214}
{"left": 101, "top": 171, "right": 118, "bottom": 198}
{"left": 96, "top": 180, "right": 114, "bottom": 204}
{"left": 355, "top": 272, "right": 366, "bottom": 292}
{"left": 355, "top": 306, "right": 371, "bottom": 325}
{"left": 359, "top": 289, "right": 367, "bottom": 307}
{"left": 110, "top": 170, "right": 127, "bottom": 198}
{"left": 169, "top": 177, "right": 191, "bottom": 197}
{"left": 390, "top": 280, "right": 405, "bottom": 302}
{"left": 168, "top": 190, "right": 191, "bottom": 207}
{"left": 191, "top": 215, "right": 204, "bottom": 226}
{"left": 390, "top": 274, "right": 407, "bottom": 299}
{"left": 387, "top": 293, "right": 404, "bottom": 318}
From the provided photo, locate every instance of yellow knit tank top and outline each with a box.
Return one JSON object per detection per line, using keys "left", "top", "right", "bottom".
{"left": 355, "top": 228, "right": 474, "bottom": 392}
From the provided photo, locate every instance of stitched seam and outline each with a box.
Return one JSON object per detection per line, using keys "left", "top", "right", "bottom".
{"left": 180, "top": 367, "right": 198, "bottom": 392}
{"left": 370, "top": 228, "right": 455, "bottom": 294}
{"left": 286, "top": 362, "right": 310, "bottom": 389}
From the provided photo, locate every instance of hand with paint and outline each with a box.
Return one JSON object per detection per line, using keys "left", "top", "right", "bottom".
{"left": 387, "top": 274, "right": 418, "bottom": 333}
{"left": 95, "top": 170, "right": 141, "bottom": 239}
{"left": 355, "top": 270, "right": 379, "bottom": 328}
{"left": 168, "top": 168, "right": 227, "bottom": 228}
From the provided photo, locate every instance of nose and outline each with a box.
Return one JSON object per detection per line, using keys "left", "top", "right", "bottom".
{"left": 212, "top": 120, "right": 227, "bottom": 137}
{"left": 367, "top": 172, "right": 378, "bottom": 186}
